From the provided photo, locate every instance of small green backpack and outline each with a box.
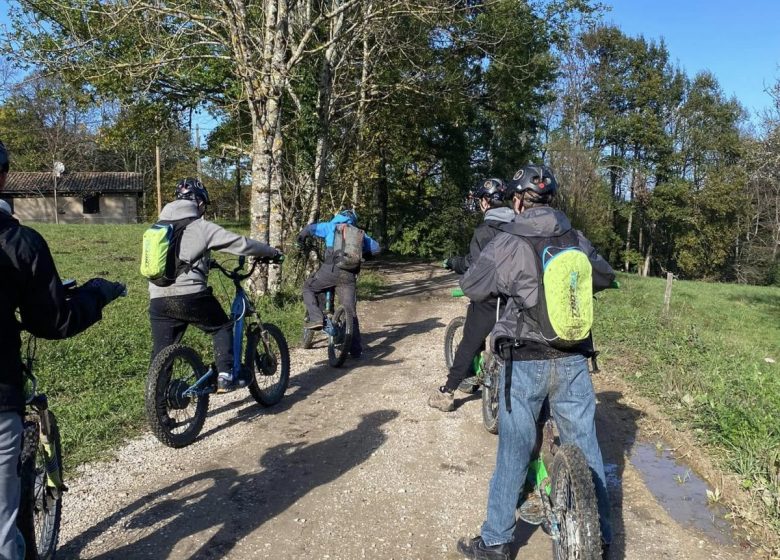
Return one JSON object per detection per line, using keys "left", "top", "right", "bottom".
{"left": 524, "top": 230, "right": 593, "bottom": 349}
{"left": 140, "top": 218, "right": 195, "bottom": 286}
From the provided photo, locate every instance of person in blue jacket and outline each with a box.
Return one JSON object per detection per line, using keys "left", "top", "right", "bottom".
{"left": 297, "top": 210, "right": 380, "bottom": 358}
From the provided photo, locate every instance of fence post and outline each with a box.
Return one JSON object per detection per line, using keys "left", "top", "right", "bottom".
{"left": 663, "top": 272, "right": 673, "bottom": 316}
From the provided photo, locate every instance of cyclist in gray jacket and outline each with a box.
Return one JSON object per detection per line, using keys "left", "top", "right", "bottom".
{"left": 455, "top": 164, "right": 615, "bottom": 560}
{"left": 148, "top": 178, "right": 283, "bottom": 393}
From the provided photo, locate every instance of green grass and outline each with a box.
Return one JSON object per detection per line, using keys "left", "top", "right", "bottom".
{"left": 596, "top": 273, "right": 780, "bottom": 531}
{"left": 23, "top": 223, "right": 384, "bottom": 468}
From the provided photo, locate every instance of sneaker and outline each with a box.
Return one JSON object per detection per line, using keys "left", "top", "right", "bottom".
{"left": 428, "top": 386, "right": 455, "bottom": 412}
{"left": 217, "top": 372, "right": 235, "bottom": 393}
{"left": 455, "top": 536, "right": 509, "bottom": 560}
{"left": 304, "top": 320, "right": 324, "bottom": 330}
{"left": 457, "top": 376, "right": 479, "bottom": 394}
{"left": 518, "top": 491, "right": 545, "bottom": 526}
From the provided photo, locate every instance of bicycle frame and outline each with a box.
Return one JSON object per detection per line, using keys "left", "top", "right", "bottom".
{"left": 183, "top": 257, "right": 262, "bottom": 398}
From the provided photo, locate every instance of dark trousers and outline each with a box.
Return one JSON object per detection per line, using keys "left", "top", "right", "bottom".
{"left": 149, "top": 288, "right": 233, "bottom": 373}
{"left": 445, "top": 298, "right": 498, "bottom": 391}
{"left": 303, "top": 264, "right": 362, "bottom": 356}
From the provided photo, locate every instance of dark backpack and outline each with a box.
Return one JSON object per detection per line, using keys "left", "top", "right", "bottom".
{"left": 140, "top": 217, "right": 196, "bottom": 287}
{"left": 518, "top": 229, "right": 594, "bottom": 350}
{"left": 333, "top": 223, "right": 365, "bottom": 271}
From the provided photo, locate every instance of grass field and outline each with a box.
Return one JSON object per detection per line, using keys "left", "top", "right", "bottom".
{"left": 596, "top": 273, "right": 780, "bottom": 531}
{"left": 20, "top": 224, "right": 780, "bottom": 534}
{"left": 24, "top": 223, "right": 383, "bottom": 468}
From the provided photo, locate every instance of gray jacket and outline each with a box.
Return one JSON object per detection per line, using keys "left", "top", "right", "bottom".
{"left": 148, "top": 200, "right": 278, "bottom": 299}
{"left": 460, "top": 206, "right": 615, "bottom": 353}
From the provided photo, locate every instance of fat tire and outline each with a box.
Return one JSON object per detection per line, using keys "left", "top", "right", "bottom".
{"left": 328, "top": 306, "right": 353, "bottom": 367}
{"left": 302, "top": 327, "right": 315, "bottom": 349}
{"left": 481, "top": 354, "right": 501, "bottom": 435}
{"left": 443, "top": 316, "right": 466, "bottom": 370}
{"left": 145, "top": 344, "right": 209, "bottom": 449}
{"left": 18, "top": 415, "right": 63, "bottom": 560}
{"left": 550, "top": 443, "right": 602, "bottom": 560}
{"left": 248, "top": 323, "right": 291, "bottom": 406}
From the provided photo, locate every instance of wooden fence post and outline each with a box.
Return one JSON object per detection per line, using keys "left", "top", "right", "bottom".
{"left": 663, "top": 272, "right": 673, "bottom": 316}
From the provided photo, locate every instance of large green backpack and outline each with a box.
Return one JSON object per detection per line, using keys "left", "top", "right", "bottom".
{"left": 523, "top": 229, "right": 593, "bottom": 349}
{"left": 140, "top": 218, "right": 195, "bottom": 287}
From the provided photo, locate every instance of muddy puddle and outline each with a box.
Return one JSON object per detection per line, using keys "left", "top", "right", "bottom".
{"left": 625, "top": 442, "right": 735, "bottom": 545}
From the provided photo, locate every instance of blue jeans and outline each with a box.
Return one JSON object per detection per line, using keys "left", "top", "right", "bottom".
{"left": 481, "top": 355, "right": 612, "bottom": 546}
{"left": 0, "top": 412, "right": 23, "bottom": 560}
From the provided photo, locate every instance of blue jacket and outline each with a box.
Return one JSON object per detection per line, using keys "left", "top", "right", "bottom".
{"left": 298, "top": 213, "right": 380, "bottom": 267}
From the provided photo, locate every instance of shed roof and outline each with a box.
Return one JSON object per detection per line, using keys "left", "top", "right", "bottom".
{"left": 3, "top": 172, "right": 143, "bottom": 195}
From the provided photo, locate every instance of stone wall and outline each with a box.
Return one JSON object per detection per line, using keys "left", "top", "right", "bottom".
{"left": 10, "top": 194, "right": 139, "bottom": 224}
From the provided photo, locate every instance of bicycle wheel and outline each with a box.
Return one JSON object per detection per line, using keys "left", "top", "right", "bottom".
{"left": 248, "top": 323, "right": 291, "bottom": 406}
{"left": 550, "top": 443, "right": 602, "bottom": 560}
{"left": 18, "top": 414, "right": 62, "bottom": 560}
{"left": 481, "top": 354, "right": 501, "bottom": 435}
{"left": 327, "top": 305, "right": 353, "bottom": 367}
{"left": 443, "top": 316, "right": 466, "bottom": 369}
{"left": 302, "top": 327, "right": 316, "bottom": 349}
{"left": 145, "top": 344, "right": 209, "bottom": 448}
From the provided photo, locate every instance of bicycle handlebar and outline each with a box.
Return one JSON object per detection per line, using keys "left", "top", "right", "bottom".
{"left": 209, "top": 257, "right": 275, "bottom": 281}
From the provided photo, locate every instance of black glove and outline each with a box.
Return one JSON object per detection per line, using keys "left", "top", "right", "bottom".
{"left": 296, "top": 239, "right": 306, "bottom": 253}
{"left": 82, "top": 278, "right": 126, "bottom": 306}
{"left": 271, "top": 250, "right": 285, "bottom": 265}
{"left": 443, "top": 258, "right": 453, "bottom": 270}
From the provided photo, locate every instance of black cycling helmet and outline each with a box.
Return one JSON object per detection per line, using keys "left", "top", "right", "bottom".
{"left": 508, "top": 164, "right": 557, "bottom": 200}
{"left": 174, "top": 177, "right": 210, "bottom": 205}
{"left": 475, "top": 178, "right": 507, "bottom": 205}
{"left": 0, "top": 140, "right": 9, "bottom": 174}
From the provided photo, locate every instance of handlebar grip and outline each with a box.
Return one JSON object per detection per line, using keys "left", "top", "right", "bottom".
{"left": 451, "top": 288, "right": 465, "bottom": 298}
{"left": 610, "top": 280, "right": 621, "bottom": 289}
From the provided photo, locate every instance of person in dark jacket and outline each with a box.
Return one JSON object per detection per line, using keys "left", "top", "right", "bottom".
{"left": 297, "top": 210, "right": 381, "bottom": 358}
{"left": 455, "top": 164, "right": 615, "bottom": 560}
{"left": 147, "top": 178, "right": 284, "bottom": 393}
{"left": 429, "top": 178, "right": 514, "bottom": 412}
{"left": 0, "top": 140, "right": 125, "bottom": 560}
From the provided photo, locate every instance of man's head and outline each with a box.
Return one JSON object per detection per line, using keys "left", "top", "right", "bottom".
{"left": 0, "top": 140, "right": 9, "bottom": 191}
{"left": 174, "top": 177, "right": 210, "bottom": 216}
{"left": 507, "top": 164, "right": 557, "bottom": 214}
{"left": 473, "top": 178, "right": 507, "bottom": 213}
{"left": 337, "top": 209, "right": 358, "bottom": 225}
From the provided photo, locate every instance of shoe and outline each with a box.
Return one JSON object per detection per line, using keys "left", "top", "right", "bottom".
{"left": 455, "top": 536, "right": 509, "bottom": 560}
{"left": 517, "top": 491, "right": 545, "bottom": 526}
{"left": 457, "top": 376, "right": 479, "bottom": 394}
{"left": 304, "top": 320, "right": 324, "bottom": 330}
{"left": 428, "top": 386, "right": 455, "bottom": 412}
{"left": 216, "top": 372, "right": 235, "bottom": 393}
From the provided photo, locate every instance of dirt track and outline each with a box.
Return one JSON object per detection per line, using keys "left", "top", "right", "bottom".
{"left": 58, "top": 263, "right": 762, "bottom": 559}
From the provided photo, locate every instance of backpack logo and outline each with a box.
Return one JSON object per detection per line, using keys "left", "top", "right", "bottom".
{"left": 140, "top": 219, "right": 194, "bottom": 286}
{"left": 539, "top": 245, "right": 593, "bottom": 346}
{"left": 333, "top": 223, "right": 364, "bottom": 271}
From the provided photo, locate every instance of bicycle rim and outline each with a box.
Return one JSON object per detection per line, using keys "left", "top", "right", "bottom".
{"left": 248, "top": 323, "right": 290, "bottom": 406}
{"left": 550, "top": 444, "right": 601, "bottom": 560}
{"left": 145, "top": 345, "right": 209, "bottom": 448}
{"left": 32, "top": 417, "right": 63, "bottom": 560}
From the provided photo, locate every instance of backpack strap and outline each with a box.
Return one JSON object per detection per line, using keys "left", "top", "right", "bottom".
{"left": 159, "top": 217, "right": 197, "bottom": 280}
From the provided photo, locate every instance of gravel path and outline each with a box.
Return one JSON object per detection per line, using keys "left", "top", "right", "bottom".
{"left": 58, "top": 263, "right": 761, "bottom": 559}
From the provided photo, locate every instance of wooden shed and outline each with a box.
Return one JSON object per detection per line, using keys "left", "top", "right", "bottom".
{"left": 1, "top": 172, "right": 144, "bottom": 224}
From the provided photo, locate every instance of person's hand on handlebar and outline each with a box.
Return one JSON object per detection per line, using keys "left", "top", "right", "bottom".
{"left": 82, "top": 278, "right": 127, "bottom": 306}
{"left": 271, "top": 249, "right": 285, "bottom": 265}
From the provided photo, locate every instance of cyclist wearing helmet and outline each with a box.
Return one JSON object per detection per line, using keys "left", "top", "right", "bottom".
{"left": 296, "top": 209, "right": 380, "bottom": 358}
{"left": 1, "top": 140, "right": 125, "bottom": 560}
{"left": 147, "top": 177, "right": 283, "bottom": 393}
{"left": 429, "top": 178, "right": 514, "bottom": 412}
{"left": 456, "top": 164, "right": 615, "bottom": 560}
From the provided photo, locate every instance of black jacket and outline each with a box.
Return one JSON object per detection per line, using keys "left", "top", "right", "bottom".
{"left": 450, "top": 207, "right": 515, "bottom": 275}
{"left": 0, "top": 212, "right": 104, "bottom": 413}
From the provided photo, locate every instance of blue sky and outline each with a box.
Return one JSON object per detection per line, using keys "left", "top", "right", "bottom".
{"left": 604, "top": 0, "right": 780, "bottom": 118}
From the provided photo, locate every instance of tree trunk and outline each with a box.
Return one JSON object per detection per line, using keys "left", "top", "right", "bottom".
{"left": 624, "top": 207, "right": 633, "bottom": 272}
{"left": 376, "top": 146, "right": 388, "bottom": 248}
{"left": 642, "top": 240, "right": 653, "bottom": 277}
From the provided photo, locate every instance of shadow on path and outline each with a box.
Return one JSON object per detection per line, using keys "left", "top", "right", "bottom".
{"left": 61, "top": 410, "right": 400, "bottom": 559}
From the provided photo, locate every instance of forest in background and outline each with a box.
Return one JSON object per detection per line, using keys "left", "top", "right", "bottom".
{"left": 1, "top": 0, "right": 779, "bottom": 288}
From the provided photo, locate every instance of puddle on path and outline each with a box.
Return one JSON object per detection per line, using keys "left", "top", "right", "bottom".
{"left": 629, "top": 442, "right": 735, "bottom": 545}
